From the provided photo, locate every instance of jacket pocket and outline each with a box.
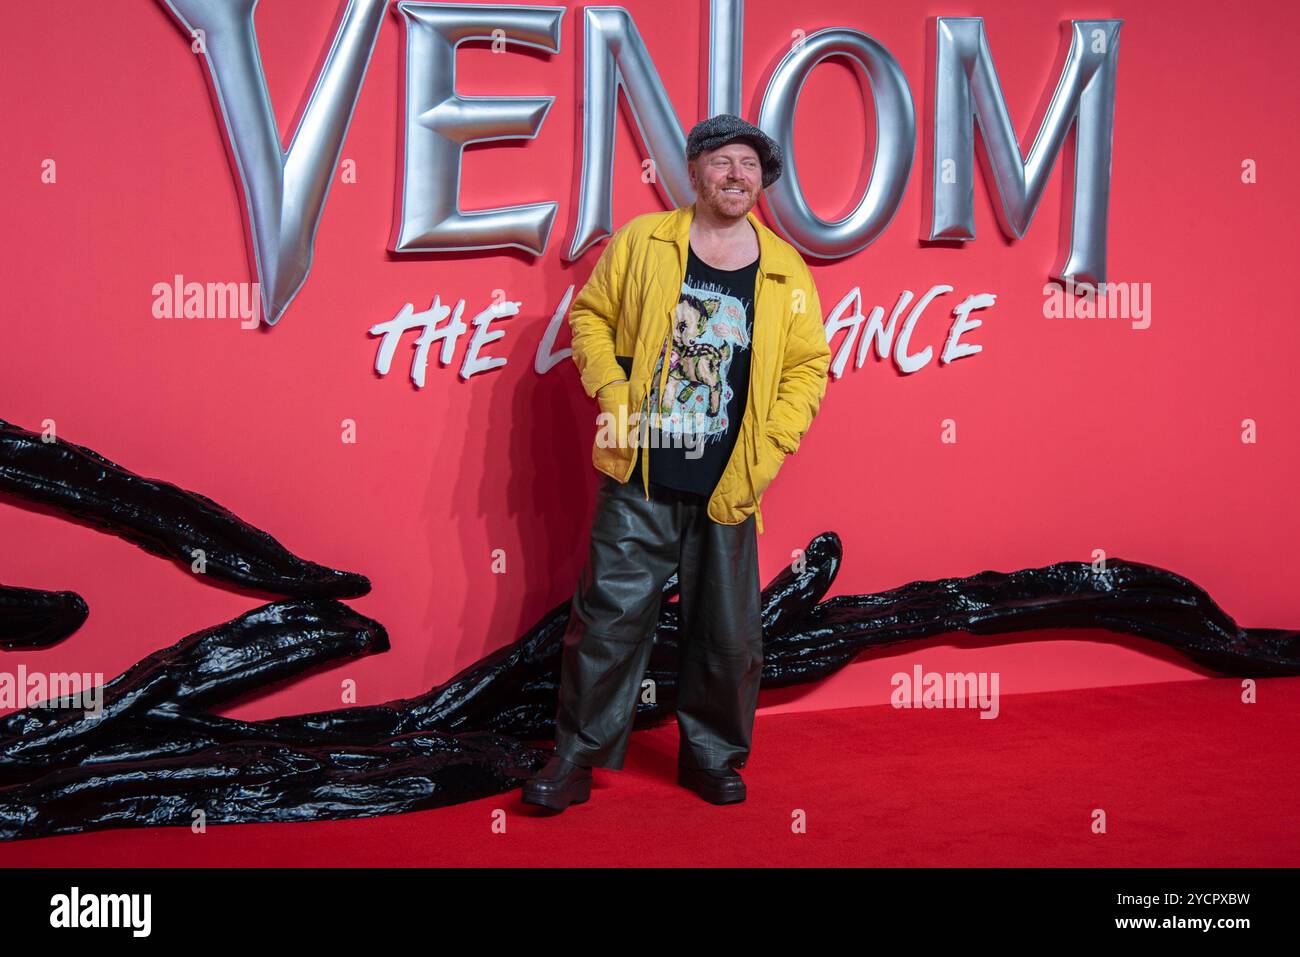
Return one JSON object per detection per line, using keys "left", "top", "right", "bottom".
{"left": 595, "top": 378, "right": 634, "bottom": 448}
{"left": 749, "top": 429, "right": 787, "bottom": 502}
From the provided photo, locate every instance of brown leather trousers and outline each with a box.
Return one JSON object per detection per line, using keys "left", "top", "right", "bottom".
{"left": 553, "top": 472, "right": 763, "bottom": 772}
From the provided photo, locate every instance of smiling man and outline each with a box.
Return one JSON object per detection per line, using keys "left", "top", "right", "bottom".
{"left": 523, "top": 114, "right": 831, "bottom": 812}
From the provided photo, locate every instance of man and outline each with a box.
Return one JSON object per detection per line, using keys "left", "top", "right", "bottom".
{"left": 522, "top": 114, "right": 831, "bottom": 812}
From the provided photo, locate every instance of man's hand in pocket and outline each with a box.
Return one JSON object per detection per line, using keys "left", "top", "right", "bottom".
{"left": 595, "top": 378, "right": 634, "bottom": 449}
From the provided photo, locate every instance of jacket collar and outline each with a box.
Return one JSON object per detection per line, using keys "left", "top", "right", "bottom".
{"left": 649, "top": 203, "right": 800, "bottom": 279}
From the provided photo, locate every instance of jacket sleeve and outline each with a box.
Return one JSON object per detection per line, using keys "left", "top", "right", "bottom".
{"left": 568, "top": 226, "right": 632, "bottom": 398}
{"left": 764, "top": 269, "right": 831, "bottom": 456}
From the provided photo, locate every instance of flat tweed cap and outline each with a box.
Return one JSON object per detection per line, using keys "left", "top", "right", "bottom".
{"left": 686, "top": 113, "right": 784, "bottom": 189}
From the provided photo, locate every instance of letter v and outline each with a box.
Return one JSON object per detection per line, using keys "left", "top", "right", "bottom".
{"left": 157, "top": 0, "right": 387, "bottom": 326}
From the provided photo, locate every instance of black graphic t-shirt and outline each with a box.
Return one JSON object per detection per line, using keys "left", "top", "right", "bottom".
{"left": 634, "top": 241, "right": 759, "bottom": 498}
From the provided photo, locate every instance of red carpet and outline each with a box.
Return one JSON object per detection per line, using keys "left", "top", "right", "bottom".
{"left": 3, "top": 676, "right": 1296, "bottom": 867}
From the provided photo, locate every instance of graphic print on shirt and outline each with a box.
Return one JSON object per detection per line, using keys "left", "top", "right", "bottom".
{"left": 646, "top": 276, "right": 752, "bottom": 445}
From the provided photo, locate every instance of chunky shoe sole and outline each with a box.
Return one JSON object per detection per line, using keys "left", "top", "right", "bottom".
{"left": 677, "top": 767, "right": 746, "bottom": 805}
{"left": 521, "top": 775, "right": 592, "bottom": 812}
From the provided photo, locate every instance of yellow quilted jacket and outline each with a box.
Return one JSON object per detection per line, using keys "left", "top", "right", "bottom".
{"left": 568, "top": 203, "right": 831, "bottom": 535}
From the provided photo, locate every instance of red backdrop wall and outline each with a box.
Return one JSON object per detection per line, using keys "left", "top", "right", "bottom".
{"left": 1, "top": 0, "right": 1296, "bottom": 725}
